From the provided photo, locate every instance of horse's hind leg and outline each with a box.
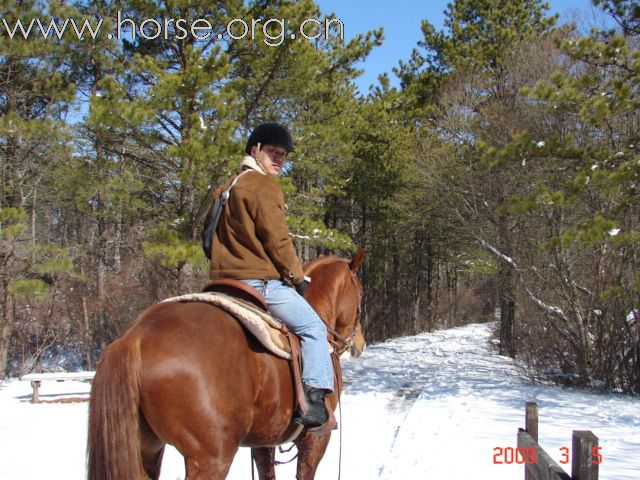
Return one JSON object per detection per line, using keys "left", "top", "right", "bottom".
{"left": 140, "top": 413, "right": 166, "bottom": 479}
{"left": 252, "top": 447, "right": 276, "bottom": 480}
{"left": 141, "top": 447, "right": 164, "bottom": 480}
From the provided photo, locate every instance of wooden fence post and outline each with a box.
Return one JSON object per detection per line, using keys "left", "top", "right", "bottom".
{"left": 572, "top": 431, "right": 599, "bottom": 480}
{"left": 526, "top": 402, "right": 538, "bottom": 441}
{"left": 525, "top": 402, "right": 538, "bottom": 480}
{"left": 519, "top": 403, "right": 598, "bottom": 480}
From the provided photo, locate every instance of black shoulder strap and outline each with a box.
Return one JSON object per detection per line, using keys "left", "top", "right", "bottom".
{"left": 202, "top": 170, "right": 251, "bottom": 259}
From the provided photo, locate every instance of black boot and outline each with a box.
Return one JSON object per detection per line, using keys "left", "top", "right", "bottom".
{"left": 294, "top": 385, "right": 328, "bottom": 428}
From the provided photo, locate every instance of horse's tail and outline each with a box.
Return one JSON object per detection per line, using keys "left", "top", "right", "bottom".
{"left": 87, "top": 336, "right": 145, "bottom": 480}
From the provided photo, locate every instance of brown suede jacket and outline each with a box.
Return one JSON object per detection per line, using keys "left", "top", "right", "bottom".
{"left": 206, "top": 167, "right": 305, "bottom": 284}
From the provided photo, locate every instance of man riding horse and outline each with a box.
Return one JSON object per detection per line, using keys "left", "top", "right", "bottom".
{"left": 203, "top": 123, "right": 333, "bottom": 428}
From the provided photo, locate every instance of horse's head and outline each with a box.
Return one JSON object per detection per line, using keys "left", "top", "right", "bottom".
{"left": 346, "top": 248, "right": 366, "bottom": 357}
{"left": 304, "top": 248, "right": 366, "bottom": 357}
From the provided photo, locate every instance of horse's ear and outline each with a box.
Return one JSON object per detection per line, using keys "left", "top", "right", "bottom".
{"left": 349, "top": 247, "right": 365, "bottom": 273}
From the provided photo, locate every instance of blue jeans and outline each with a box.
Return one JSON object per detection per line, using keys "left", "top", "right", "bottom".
{"left": 241, "top": 279, "right": 334, "bottom": 391}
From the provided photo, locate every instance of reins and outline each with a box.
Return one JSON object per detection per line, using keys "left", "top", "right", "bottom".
{"left": 325, "top": 324, "right": 355, "bottom": 355}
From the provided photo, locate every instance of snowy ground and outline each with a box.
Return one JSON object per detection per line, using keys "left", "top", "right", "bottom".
{"left": 1, "top": 322, "right": 638, "bottom": 479}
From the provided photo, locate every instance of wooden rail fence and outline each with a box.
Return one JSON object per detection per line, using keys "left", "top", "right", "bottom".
{"left": 518, "top": 402, "right": 599, "bottom": 480}
{"left": 20, "top": 371, "right": 95, "bottom": 402}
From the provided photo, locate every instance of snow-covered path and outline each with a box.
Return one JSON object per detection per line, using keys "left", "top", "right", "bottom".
{"left": 1, "top": 323, "right": 638, "bottom": 479}
{"left": 338, "top": 324, "right": 639, "bottom": 479}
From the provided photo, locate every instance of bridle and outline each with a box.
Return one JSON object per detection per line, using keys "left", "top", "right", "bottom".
{"left": 322, "top": 265, "right": 363, "bottom": 356}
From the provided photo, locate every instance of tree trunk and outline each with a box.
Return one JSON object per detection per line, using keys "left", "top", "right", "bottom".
{"left": 426, "top": 236, "right": 435, "bottom": 331}
{"left": 0, "top": 278, "right": 14, "bottom": 377}
{"left": 412, "top": 231, "right": 423, "bottom": 335}
{"left": 497, "top": 258, "right": 516, "bottom": 357}
{"left": 81, "top": 296, "right": 94, "bottom": 369}
{"left": 499, "top": 288, "right": 515, "bottom": 357}
{"left": 497, "top": 214, "right": 516, "bottom": 357}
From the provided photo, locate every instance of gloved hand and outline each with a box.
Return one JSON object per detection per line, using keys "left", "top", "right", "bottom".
{"left": 295, "top": 280, "right": 309, "bottom": 296}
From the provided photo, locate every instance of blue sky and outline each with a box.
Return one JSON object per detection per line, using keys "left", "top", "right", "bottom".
{"left": 314, "top": 0, "right": 601, "bottom": 93}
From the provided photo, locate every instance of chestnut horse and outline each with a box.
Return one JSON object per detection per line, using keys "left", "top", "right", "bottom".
{"left": 87, "top": 249, "right": 365, "bottom": 479}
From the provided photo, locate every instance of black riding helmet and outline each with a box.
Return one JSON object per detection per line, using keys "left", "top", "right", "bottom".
{"left": 245, "top": 123, "right": 294, "bottom": 154}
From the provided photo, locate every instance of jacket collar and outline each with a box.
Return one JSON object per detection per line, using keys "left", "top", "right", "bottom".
{"left": 240, "top": 155, "right": 267, "bottom": 175}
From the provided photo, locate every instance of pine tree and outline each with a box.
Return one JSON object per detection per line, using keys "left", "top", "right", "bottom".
{"left": 50, "top": 0, "right": 153, "bottom": 362}
{"left": 78, "top": 1, "right": 243, "bottom": 294}
{"left": 0, "top": 0, "right": 76, "bottom": 375}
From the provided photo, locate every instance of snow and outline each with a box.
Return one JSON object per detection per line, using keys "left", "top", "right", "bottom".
{"left": 1, "top": 323, "right": 639, "bottom": 479}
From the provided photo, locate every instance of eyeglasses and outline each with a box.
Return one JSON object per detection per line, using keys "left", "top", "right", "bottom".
{"left": 262, "top": 145, "right": 289, "bottom": 160}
